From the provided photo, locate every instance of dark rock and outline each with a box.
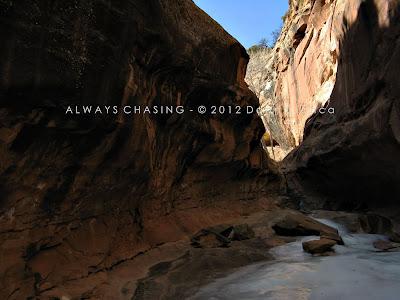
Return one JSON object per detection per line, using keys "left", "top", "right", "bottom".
{"left": 194, "top": 223, "right": 256, "bottom": 247}
{"left": 312, "top": 210, "right": 362, "bottom": 233}
{"left": 0, "top": 0, "right": 268, "bottom": 297}
{"left": 373, "top": 240, "right": 400, "bottom": 252}
{"left": 272, "top": 212, "right": 340, "bottom": 238}
{"left": 321, "top": 231, "right": 344, "bottom": 246}
{"left": 212, "top": 225, "right": 234, "bottom": 239}
{"left": 302, "top": 238, "right": 337, "bottom": 254}
{"left": 359, "top": 214, "right": 393, "bottom": 235}
{"left": 390, "top": 232, "right": 400, "bottom": 243}
{"left": 191, "top": 229, "right": 231, "bottom": 248}
{"left": 232, "top": 224, "right": 256, "bottom": 241}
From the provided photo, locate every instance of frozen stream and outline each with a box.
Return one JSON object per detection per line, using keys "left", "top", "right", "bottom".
{"left": 191, "top": 219, "right": 400, "bottom": 300}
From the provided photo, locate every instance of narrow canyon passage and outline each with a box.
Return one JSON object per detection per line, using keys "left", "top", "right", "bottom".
{"left": 0, "top": 0, "right": 399, "bottom": 299}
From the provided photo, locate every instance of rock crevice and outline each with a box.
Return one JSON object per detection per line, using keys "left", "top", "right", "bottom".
{"left": 246, "top": 0, "right": 400, "bottom": 208}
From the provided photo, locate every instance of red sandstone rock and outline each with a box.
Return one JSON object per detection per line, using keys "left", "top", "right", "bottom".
{"left": 0, "top": 0, "right": 270, "bottom": 298}
{"left": 283, "top": 0, "right": 400, "bottom": 206}
{"left": 246, "top": 0, "right": 400, "bottom": 206}
{"left": 272, "top": 211, "right": 342, "bottom": 243}
{"left": 302, "top": 238, "right": 337, "bottom": 254}
{"left": 373, "top": 240, "right": 400, "bottom": 251}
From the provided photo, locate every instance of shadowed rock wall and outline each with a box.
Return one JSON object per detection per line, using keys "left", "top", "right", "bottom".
{"left": 0, "top": 0, "right": 272, "bottom": 298}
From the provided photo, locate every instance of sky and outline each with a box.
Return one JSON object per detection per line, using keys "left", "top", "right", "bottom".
{"left": 194, "top": 0, "right": 289, "bottom": 49}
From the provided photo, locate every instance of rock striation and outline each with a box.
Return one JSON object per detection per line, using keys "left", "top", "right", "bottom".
{"left": 246, "top": 0, "right": 342, "bottom": 150}
{"left": 247, "top": 0, "right": 400, "bottom": 207}
{"left": 0, "top": 0, "right": 272, "bottom": 298}
{"left": 284, "top": 0, "right": 400, "bottom": 208}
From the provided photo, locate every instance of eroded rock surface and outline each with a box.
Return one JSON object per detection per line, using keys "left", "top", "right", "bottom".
{"left": 284, "top": 0, "right": 400, "bottom": 208}
{"left": 0, "top": 0, "right": 273, "bottom": 298}
{"left": 246, "top": 0, "right": 344, "bottom": 150}
{"left": 272, "top": 210, "right": 340, "bottom": 239}
{"left": 246, "top": 0, "right": 400, "bottom": 207}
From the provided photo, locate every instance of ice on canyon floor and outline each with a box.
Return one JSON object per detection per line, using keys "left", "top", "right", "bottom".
{"left": 192, "top": 219, "right": 400, "bottom": 300}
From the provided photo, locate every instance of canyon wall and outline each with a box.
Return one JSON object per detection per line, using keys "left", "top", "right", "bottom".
{"left": 246, "top": 0, "right": 345, "bottom": 150}
{"left": 0, "top": 1, "right": 271, "bottom": 298}
{"left": 247, "top": 0, "right": 400, "bottom": 208}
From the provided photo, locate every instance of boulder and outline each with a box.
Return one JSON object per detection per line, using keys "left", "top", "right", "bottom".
{"left": 231, "top": 224, "right": 256, "bottom": 241}
{"left": 272, "top": 212, "right": 341, "bottom": 240}
{"left": 321, "top": 231, "right": 344, "bottom": 246}
{"left": 192, "top": 223, "right": 256, "bottom": 248}
{"left": 373, "top": 240, "right": 400, "bottom": 252}
{"left": 191, "top": 229, "right": 231, "bottom": 248}
{"left": 302, "top": 238, "right": 337, "bottom": 255}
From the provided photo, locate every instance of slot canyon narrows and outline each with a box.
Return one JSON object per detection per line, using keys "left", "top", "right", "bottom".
{"left": 0, "top": 0, "right": 399, "bottom": 299}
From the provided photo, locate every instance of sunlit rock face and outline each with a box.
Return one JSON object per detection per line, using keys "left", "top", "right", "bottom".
{"left": 285, "top": 0, "right": 400, "bottom": 207}
{"left": 246, "top": 0, "right": 345, "bottom": 150}
{"left": 0, "top": 0, "right": 271, "bottom": 297}
{"left": 247, "top": 0, "right": 400, "bottom": 206}
{"left": 258, "top": 0, "right": 400, "bottom": 207}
